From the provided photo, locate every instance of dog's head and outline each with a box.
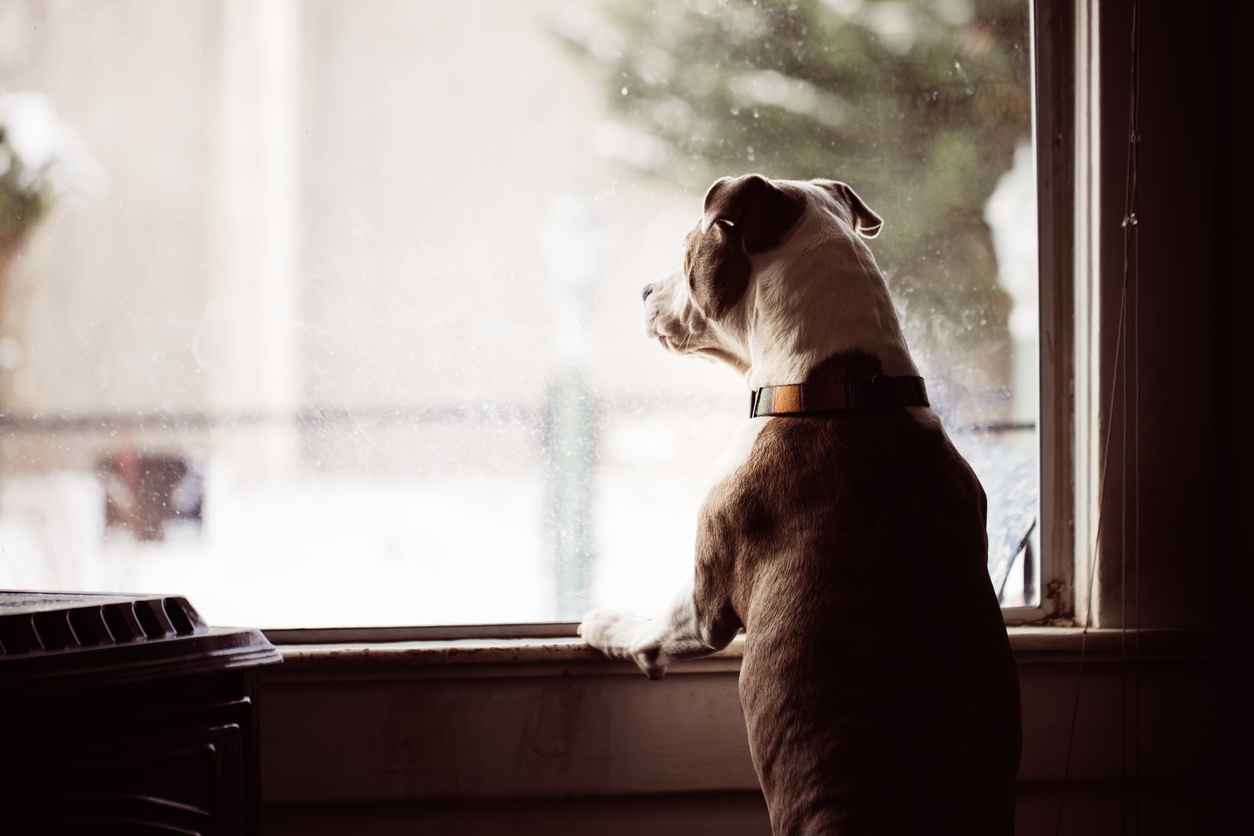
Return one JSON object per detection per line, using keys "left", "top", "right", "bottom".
{"left": 643, "top": 174, "right": 900, "bottom": 385}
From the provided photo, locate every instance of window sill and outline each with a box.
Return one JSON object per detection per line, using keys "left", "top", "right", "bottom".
{"left": 261, "top": 626, "right": 1220, "bottom": 684}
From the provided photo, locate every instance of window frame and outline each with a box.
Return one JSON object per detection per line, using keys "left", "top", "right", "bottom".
{"left": 998, "top": 0, "right": 1078, "bottom": 626}
{"left": 254, "top": 2, "right": 1239, "bottom": 824}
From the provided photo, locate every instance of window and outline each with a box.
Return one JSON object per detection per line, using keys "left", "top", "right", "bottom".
{"left": 0, "top": 0, "right": 1042, "bottom": 628}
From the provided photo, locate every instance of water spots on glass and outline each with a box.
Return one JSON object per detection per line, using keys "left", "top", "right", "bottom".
{"left": 1, "top": 0, "right": 1040, "bottom": 625}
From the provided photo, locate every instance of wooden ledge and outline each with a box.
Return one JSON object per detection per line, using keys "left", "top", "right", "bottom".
{"left": 260, "top": 627, "right": 1219, "bottom": 684}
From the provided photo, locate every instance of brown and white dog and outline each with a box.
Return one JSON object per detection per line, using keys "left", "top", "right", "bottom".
{"left": 579, "top": 174, "right": 1021, "bottom": 835}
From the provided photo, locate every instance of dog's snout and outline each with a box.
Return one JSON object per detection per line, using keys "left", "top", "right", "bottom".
{"left": 642, "top": 283, "right": 654, "bottom": 304}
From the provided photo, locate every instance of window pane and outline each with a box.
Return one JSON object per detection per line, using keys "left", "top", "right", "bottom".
{"left": 0, "top": 0, "right": 1036, "bottom": 628}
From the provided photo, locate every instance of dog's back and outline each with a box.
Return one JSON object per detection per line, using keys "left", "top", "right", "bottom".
{"left": 697, "top": 360, "right": 1020, "bottom": 834}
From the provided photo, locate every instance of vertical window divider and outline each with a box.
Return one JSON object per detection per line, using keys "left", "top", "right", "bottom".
{"left": 1008, "top": 0, "right": 1079, "bottom": 625}
{"left": 1070, "top": 0, "right": 1102, "bottom": 629}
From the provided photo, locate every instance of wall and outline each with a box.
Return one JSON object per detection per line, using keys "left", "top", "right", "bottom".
{"left": 257, "top": 630, "right": 1226, "bottom": 835}
{"left": 1204, "top": 0, "right": 1254, "bottom": 825}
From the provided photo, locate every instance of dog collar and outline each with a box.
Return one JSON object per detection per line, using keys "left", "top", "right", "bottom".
{"left": 750, "top": 375, "right": 929, "bottom": 418}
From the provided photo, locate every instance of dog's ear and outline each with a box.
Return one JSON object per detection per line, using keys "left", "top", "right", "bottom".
{"left": 689, "top": 175, "right": 805, "bottom": 319}
{"left": 688, "top": 219, "right": 752, "bottom": 320}
{"left": 700, "top": 174, "right": 806, "bottom": 254}
{"left": 816, "top": 180, "right": 884, "bottom": 238}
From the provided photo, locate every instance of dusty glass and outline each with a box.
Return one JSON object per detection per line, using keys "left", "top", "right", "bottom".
{"left": 0, "top": 0, "right": 1036, "bottom": 628}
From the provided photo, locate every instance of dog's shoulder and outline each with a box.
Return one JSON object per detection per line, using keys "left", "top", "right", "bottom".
{"left": 696, "top": 402, "right": 989, "bottom": 623}
{"left": 728, "top": 349, "right": 984, "bottom": 537}
{"left": 716, "top": 406, "right": 981, "bottom": 540}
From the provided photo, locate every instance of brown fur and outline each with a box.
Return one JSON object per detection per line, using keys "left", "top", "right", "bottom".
{"left": 688, "top": 175, "right": 807, "bottom": 320}
{"left": 693, "top": 351, "right": 1020, "bottom": 834}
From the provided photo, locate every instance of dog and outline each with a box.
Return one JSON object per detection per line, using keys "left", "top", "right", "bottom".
{"left": 579, "top": 174, "right": 1021, "bottom": 835}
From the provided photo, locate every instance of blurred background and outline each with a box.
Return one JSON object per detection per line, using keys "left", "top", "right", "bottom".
{"left": 0, "top": 0, "right": 1037, "bottom": 628}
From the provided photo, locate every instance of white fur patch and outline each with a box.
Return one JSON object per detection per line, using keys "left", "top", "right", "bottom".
{"left": 699, "top": 417, "right": 767, "bottom": 502}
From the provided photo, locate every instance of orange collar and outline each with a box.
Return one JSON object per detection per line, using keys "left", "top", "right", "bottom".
{"left": 750, "top": 376, "right": 929, "bottom": 418}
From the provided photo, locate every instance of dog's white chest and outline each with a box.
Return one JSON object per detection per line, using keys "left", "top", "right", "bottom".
{"left": 699, "top": 417, "right": 768, "bottom": 503}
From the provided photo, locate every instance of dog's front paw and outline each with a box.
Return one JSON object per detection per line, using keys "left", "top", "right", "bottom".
{"left": 579, "top": 609, "right": 669, "bottom": 680}
{"left": 578, "top": 609, "right": 641, "bottom": 655}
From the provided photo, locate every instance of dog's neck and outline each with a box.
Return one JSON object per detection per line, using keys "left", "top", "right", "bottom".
{"left": 739, "top": 215, "right": 918, "bottom": 390}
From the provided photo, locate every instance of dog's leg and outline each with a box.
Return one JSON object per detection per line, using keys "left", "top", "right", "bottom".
{"left": 579, "top": 580, "right": 738, "bottom": 680}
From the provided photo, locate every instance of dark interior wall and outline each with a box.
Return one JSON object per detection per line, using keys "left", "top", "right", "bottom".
{"left": 1094, "top": 0, "right": 1253, "bottom": 822}
{"left": 1094, "top": 0, "right": 1217, "bottom": 629}
{"left": 1207, "top": 0, "right": 1254, "bottom": 827}
{"left": 1093, "top": 0, "right": 1252, "bottom": 824}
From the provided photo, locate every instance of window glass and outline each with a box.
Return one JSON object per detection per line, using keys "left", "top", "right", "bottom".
{"left": 0, "top": 0, "right": 1036, "bottom": 628}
